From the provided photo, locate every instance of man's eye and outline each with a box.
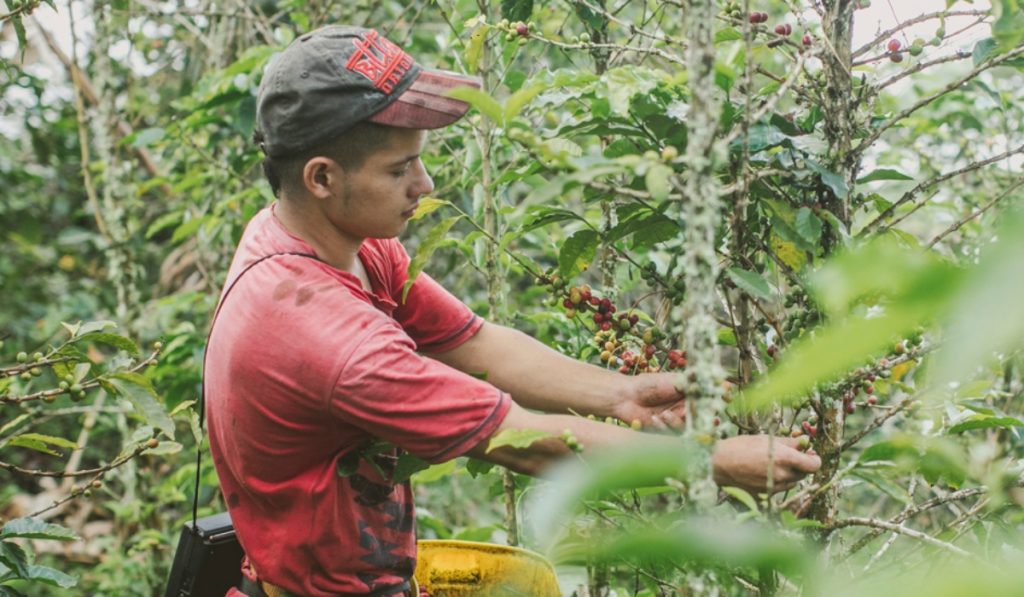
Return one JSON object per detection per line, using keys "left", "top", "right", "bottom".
{"left": 392, "top": 168, "right": 409, "bottom": 177}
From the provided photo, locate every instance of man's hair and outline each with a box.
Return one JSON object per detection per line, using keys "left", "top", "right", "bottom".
{"left": 256, "top": 121, "right": 397, "bottom": 197}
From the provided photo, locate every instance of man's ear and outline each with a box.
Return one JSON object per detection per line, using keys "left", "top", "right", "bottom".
{"left": 301, "top": 156, "right": 343, "bottom": 199}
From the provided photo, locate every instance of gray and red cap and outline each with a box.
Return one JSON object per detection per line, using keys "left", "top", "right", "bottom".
{"left": 256, "top": 25, "right": 481, "bottom": 158}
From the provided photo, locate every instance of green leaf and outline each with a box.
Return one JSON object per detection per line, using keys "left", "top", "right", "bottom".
{"left": 739, "top": 241, "right": 958, "bottom": 410}
{"left": 412, "top": 459, "right": 458, "bottom": 484}
{"left": 71, "top": 332, "right": 140, "bottom": 356}
{"left": 714, "top": 27, "right": 742, "bottom": 43}
{"left": 466, "top": 458, "right": 496, "bottom": 477}
{"left": 409, "top": 197, "right": 450, "bottom": 221}
{"left": 0, "top": 541, "right": 29, "bottom": 579}
{"left": 0, "top": 414, "right": 31, "bottom": 437}
{"left": 446, "top": 87, "right": 504, "bottom": 125}
{"left": 144, "top": 441, "right": 183, "bottom": 455}
{"left": 558, "top": 229, "right": 600, "bottom": 279}
{"left": 130, "top": 127, "right": 165, "bottom": 148}
{"left": 145, "top": 211, "right": 182, "bottom": 239}
{"left": 1, "top": 518, "right": 78, "bottom": 541}
{"left": 931, "top": 211, "right": 1024, "bottom": 389}
{"left": 464, "top": 25, "right": 486, "bottom": 74}
{"left": 721, "top": 486, "right": 759, "bottom": 512}
{"left": 794, "top": 208, "right": 823, "bottom": 245}
{"left": 727, "top": 267, "right": 773, "bottom": 300}
{"left": 645, "top": 163, "right": 672, "bottom": 201}
{"left": 24, "top": 565, "right": 77, "bottom": 589}
{"left": 171, "top": 216, "right": 205, "bottom": 243}
{"left": 78, "top": 321, "right": 116, "bottom": 335}
{"left": 948, "top": 414, "right": 1024, "bottom": 434}
{"left": 107, "top": 372, "right": 175, "bottom": 439}
{"left": 500, "top": 0, "right": 534, "bottom": 22}
{"left": 521, "top": 206, "right": 587, "bottom": 232}
{"left": 992, "top": 0, "right": 1024, "bottom": 51}
{"left": 6, "top": 433, "right": 78, "bottom": 453}
{"left": 505, "top": 83, "right": 547, "bottom": 121}
{"left": 806, "top": 159, "right": 849, "bottom": 199}
{"left": 733, "top": 124, "right": 790, "bottom": 154}
{"left": 393, "top": 453, "right": 431, "bottom": 483}
{"left": 857, "top": 168, "right": 914, "bottom": 184}
{"left": 403, "top": 216, "right": 461, "bottom": 302}
{"left": 973, "top": 38, "right": 999, "bottom": 66}
{"left": 486, "top": 428, "right": 552, "bottom": 453}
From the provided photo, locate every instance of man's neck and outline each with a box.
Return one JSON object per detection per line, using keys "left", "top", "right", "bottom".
{"left": 274, "top": 196, "right": 362, "bottom": 274}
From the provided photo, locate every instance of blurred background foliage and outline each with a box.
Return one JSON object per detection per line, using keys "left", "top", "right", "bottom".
{"left": 2, "top": 0, "right": 1024, "bottom": 595}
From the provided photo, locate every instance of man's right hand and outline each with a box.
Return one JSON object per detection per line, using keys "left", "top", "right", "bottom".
{"left": 711, "top": 435, "right": 821, "bottom": 494}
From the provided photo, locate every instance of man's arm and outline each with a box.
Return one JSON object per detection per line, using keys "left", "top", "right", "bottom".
{"left": 467, "top": 402, "right": 821, "bottom": 494}
{"left": 432, "top": 321, "right": 686, "bottom": 429}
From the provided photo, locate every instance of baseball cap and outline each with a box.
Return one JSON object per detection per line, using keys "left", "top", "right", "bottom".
{"left": 256, "top": 25, "right": 482, "bottom": 158}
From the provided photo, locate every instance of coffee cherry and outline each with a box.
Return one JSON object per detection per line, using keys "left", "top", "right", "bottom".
{"left": 887, "top": 39, "right": 901, "bottom": 53}
{"left": 867, "top": 396, "right": 878, "bottom": 405}
{"left": 630, "top": 419, "right": 642, "bottom": 431}
{"left": 600, "top": 350, "right": 612, "bottom": 362}
{"left": 16, "top": 352, "right": 28, "bottom": 363}
{"left": 802, "top": 34, "right": 812, "bottom": 47}
{"left": 515, "top": 22, "right": 529, "bottom": 37}
{"left": 908, "top": 44, "right": 923, "bottom": 56}
{"left": 600, "top": 322, "right": 612, "bottom": 331}
{"left": 660, "top": 145, "right": 678, "bottom": 161}
{"left": 565, "top": 308, "right": 576, "bottom": 318}
{"left": 797, "top": 436, "right": 811, "bottom": 451}
{"left": 145, "top": 438, "right": 159, "bottom": 449}
{"left": 20, "top": 372, "right": 32, "bottom": 382}
{"left": 774, "top": 23, "right": 791, "bottom": 36}
{"left": 579, "top": 32, "right": 591, "bottom": 43}
{"left": 890, "top": 52, "right": 904, "bottom": 63}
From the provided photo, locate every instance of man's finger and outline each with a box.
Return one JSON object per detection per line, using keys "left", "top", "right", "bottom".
{"left": 657, "top": 408, "right": 686, "bottom": 431}
{"left": 780, "top": 446, "right": 822, "bottom": 474}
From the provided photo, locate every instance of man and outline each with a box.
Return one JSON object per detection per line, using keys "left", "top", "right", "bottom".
{"left": 206, "top": 25, "right": 820, "bottom": 597}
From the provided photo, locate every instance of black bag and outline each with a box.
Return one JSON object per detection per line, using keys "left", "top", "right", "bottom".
{"left": 164, "top": 511, "right": 244, "bottom": 597}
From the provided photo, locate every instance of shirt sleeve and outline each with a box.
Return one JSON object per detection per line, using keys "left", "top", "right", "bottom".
{"left": 386, "top": 240, "right": 483, "bottom": 353}
{"left": 330, "top": 320, "right": 511, "bottom": 463}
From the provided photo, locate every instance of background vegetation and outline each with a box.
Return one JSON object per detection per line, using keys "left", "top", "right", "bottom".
{"left": 2, "top": 0, "right": 1024, "bottom": 595}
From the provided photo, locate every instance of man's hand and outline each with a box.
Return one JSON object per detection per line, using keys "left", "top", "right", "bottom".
{"left": 711, "top": 435, "right": 821, "bottom": 494}
{"left": 611, "top": 373, "right": 688, "bottom": 431}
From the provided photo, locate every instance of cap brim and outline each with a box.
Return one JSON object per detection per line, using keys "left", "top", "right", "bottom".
{"left": 366, "top": 68, "right": 482, "bottom": 129}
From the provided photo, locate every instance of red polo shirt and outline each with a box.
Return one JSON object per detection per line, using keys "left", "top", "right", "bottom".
{"left": 206, "top": 205, "right": 510, "bottom": 596}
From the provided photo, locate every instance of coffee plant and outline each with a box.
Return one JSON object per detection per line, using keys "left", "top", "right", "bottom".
{"left": 3, "top": 0, "right": 1024, "bottom": 595}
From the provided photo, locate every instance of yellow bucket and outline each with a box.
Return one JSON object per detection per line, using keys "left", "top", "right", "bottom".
{"left": 414, "top": 540, "right": 561, "bottom": 596}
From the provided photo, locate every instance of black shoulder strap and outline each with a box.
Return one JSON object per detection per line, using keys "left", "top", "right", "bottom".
{"left": 191, "top": 252, "right": 320, "bottom": 529}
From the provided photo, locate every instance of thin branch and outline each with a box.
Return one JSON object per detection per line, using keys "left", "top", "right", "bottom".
{"left": 830, "top": 517, "right": 974, "bottom": 558}
{"left": 859, "top": 142, "right": 1024, "bottom": 235}
{"left": 851, "top": 44, "right": 1024, "bottom": 158}
{"left": 842, "top": 487, "right": 989, "bottom": 559}
{"left": 926, "top": 176, "right": 1024, "bottom": 248}
{"left": 876, "top": 50, "right": 972, "bottom": 90}
{"left": 0, "top": 0, "right": 41, "bottom": 24}
{"left": 1, "top": 441, "right": 153, "bottom": 479}
{"left": 841, "top": 397, "right": 913, "bottom": 451}
{"left": 851, "top": 10, "right": 989, "bottom": 59}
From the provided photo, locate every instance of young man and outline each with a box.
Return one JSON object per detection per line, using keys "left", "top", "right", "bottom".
{"left": 207, "top": 25, "right": 820, "bottom": 597}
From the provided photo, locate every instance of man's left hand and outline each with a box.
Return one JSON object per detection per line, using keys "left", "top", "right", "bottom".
{"left": 611, "top": 373, "right": 687, "bottom": 431}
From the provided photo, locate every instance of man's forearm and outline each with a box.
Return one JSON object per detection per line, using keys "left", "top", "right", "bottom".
{"left": 431, "top": 321, "right": 632, "bottom": 417}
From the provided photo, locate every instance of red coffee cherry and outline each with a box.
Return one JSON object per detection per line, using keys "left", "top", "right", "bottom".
{"left": 887, "top": 38, "right": 901, "bottom": 53}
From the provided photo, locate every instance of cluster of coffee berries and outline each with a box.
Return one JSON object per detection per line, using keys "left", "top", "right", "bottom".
{"left": 748, "top": 11, "right": 769, "bottom": 24}
{"left": 774, "top": 23, "right": 793, "bottom": 36}
{"left": 498, "top": 19, "right": 534, "bottom": 45}
{"left": 639, "top": 262, "right": 686, "bottom": 302}
{"left": 542, "top": 274, "right": 691, "bottom": 376}
{"left": 593, "top": 327, "right": 688, "bottom": 376}
{"left": 560, "top": 428, "right": 583, "bottom": 452}
{"left": 12, "top": 350, "right": 48, "bottom": 383}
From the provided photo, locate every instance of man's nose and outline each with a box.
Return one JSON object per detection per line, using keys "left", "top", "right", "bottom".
{"left": 411, "top": 160, "right": 434, "bottom": 198}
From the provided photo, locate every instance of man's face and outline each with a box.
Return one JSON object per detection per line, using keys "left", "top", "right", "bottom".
{"left": 325, "top": 128, "right": 433, "bottom": 241}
